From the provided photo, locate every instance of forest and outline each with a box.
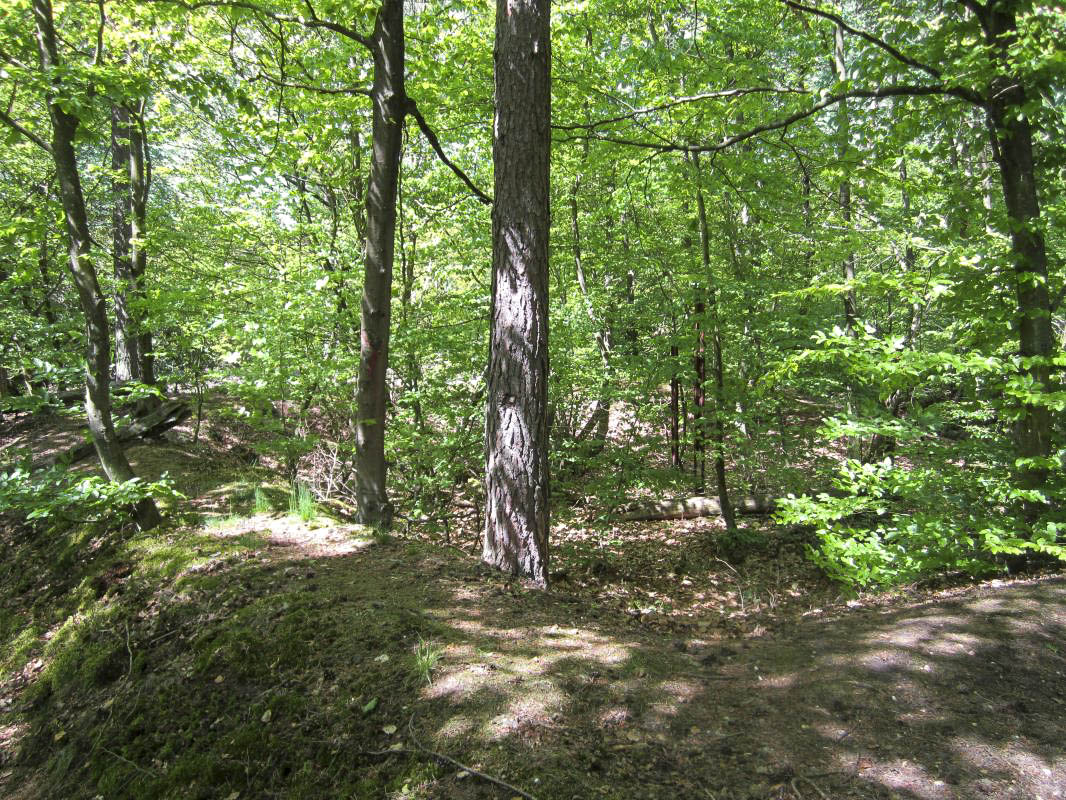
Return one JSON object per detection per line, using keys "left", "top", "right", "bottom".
{"left": 1, "top": 0, "right": 1065, "bottom": 798}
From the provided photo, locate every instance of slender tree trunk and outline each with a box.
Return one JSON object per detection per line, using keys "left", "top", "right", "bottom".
{"left": 32, "top": 0, "right": 160, "bottom": 529}
{"left": 692, "top": 294, "right": 706, "bottom": 491}
{"left": 962, "top": 0, "right": 1055, "bottom": 506}
{"left": 570, "top": 167, "right": 611, "bottom": 454}
{"left": 354, "top": 0, "right": 405, "bottom": 528}
{"left": 869, "top": 159, "right": 919, "bottom": 460}
{"left": 834, "top": 25, "right": 857, "bottom": 338}
{"left": 128, "top": 104, "right": 156, "bottom": 390}
{"left": 111, "top": 103, "right": 140, "bottom": 383}
{"left": 692, "top": 152, "right": 736, "bottom": 531}
{"left": 483, "top": 0, "right": 551, "bottom": 586}
{"left": 670, "top": 338, "right": 681, "bottom": 469}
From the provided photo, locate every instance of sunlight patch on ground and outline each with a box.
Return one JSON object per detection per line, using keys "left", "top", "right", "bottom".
{"left": 845, "top": 754, "right": 955, "bottom": 799}
{"left": 425, "top": 614, "right": 641, "bottom": 742}
{"left": 204, "top": 514, "right": 373, "bottom": 558}
{"left": 952, "top": 736, "right": 1066, "bottom": 798}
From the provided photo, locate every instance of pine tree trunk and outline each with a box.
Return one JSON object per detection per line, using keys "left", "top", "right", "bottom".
{"left": 483, "top": 0, "right": 551, "bottom": 586}
{"left": 354, "top": 0, "right": 405, "bottom": 528}
{"left": 33, "top": 0, "right": 160, "bottom": 530}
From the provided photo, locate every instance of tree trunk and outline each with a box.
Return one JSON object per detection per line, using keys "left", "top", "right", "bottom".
{"left": 354, "top": 0, "right": 405, "bottom": 528}
{"left": 483, "top": 0, "right": 551, "bottom": 586}
{"left": 834, "top": 25, "right": 858, "bottom": 338}
{"left": 32, "top": 0, "right": 160, "bottom": 530}
{"left": 620, "top": 494, "right": 774, "bottom": 522}
{"left": 978, "top": 4, "right": 1055, "bottom": 503}
{"left": 128, "top": 103, "right": 156, "bottom": 389}
{"left": 692, "top": 294, "right": 706, "bottom": 490}
{"left": 111, "top": 103, "right": 140, "bottom": 383}
{"left": 670, "top": 339, "right": 681, "bottom": 468}
{"left": 570, "top": 164, "right": 611, "bottom": 457}
{"left": 692, "top": 152, "right": 736, "bottom": 532}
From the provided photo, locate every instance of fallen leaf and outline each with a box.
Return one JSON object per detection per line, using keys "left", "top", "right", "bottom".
{"left": 382, "top": 724, "right": 397, "bottom": 735}
{"left": 374, "top": 653, "right": 390, "bottom": 663}
{"left": 214, "top": 674, "right": 224, "bottom": 683}
{"left": 261, "top": 709, "right": 272, "bottom": 723}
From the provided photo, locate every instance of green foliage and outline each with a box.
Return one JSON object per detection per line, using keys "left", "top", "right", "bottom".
{"left": 777, "top": 455, "right": 1066, "bottom": 587}
{"left": 0, "top": 468, "right": 182, "bottom": 529}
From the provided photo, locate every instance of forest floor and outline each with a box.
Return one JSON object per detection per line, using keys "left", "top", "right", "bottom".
{"left": 1, "top": 403, "right": 1065, "bottom": 800}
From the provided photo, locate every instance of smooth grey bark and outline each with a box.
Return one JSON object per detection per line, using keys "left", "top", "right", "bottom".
{"left": 483, "top": 0, "right": 551, "bottom": 586}
{"left": 570, "top": 169, "right": 610, "bottom": 453}
{"left": 32, "top": 0, "right": 160, "bottom": 529}
{"left": 971, "top": 2, "right": 1055, "bottom": 502}
{"left": 128, "top": 104, "right": 156, "bottom": 388}
{"left": 670, "top": 338, "right": 681, "bottom": 469}
{"left": 353, "top": 0, "right": 405, "bottom": 528}
{"left": 111, "top": 103, "right": 139, "bottom": 383}
{"left": 834, "top": 25, "right": 858, "bottom": 339}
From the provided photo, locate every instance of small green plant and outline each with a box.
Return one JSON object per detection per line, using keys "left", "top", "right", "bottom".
{"left": 370, "top": 526, "right": 394, "bottom": 546}
{"left": 288, "top": 481, "right": 316, "bottom": 522}
{"left": 412, "top": 637, "right": 443, "bottom": 685}
{"left": 253, "top": 487, "right": 271, "bottom": 514}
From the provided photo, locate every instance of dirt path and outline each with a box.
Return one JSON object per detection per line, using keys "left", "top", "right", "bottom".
{"left": 2, "top": 407, "right": 1064, "bottom": 799}
{"left": 411, "top": 564, "right": 1066, "bottom": 800}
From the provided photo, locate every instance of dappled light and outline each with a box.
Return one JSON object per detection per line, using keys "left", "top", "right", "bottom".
{"left": 3, "top": 0, "right": 1066, "bottom": 797}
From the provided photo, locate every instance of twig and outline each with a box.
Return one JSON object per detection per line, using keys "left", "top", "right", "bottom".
{"left": 101, "top": 748, "right": 157, "bottom": 777}
{"left": 360, "top": 715, "right": 540, "bottom": 800}
{"left": 123, "top": 622, "right": 134, "bottom": 679}
{"left": 791, "top": 775, "right": 829, "bottom": 800}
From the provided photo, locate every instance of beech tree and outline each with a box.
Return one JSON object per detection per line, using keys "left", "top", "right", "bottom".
{"left": 15, "top": 0, "right": 160, "bottom": 528}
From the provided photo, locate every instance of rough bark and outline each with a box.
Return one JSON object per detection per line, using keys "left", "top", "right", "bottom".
{"left": 354, "top": 0, "right": 405, "bottom": 528}
{"left": 483, "top": 0, "right": 551, "bottom": 586}
{"left": 32, "top": 0, "right": 160, "bottom": 529}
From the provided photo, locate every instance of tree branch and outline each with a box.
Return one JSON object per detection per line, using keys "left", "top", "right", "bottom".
{"left": 252, "top": 70, "right": 371, "bottom": 96}
{"left": 406, "top": 99, "right": 492, "bottom": 206}
{"left": 781, "top": 0, "right": 945, "bottom": 82}
{"left": 92, "top": 0, "right": 105, "bottom": 66}
{"left": 557, "top": 84, "right": 979, "bottom": 154}
{"left": 552, "top": 86, "right": 810, "bottom": 131}
{"left": 0, "top": 109, "right": 52, "bottom": 153}
{"left": 142, "top": 0, "right": 373, "bottom": 50}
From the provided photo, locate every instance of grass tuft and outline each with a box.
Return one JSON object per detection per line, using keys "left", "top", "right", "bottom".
{"left": 288, "top": 482, "right": 317, "bottom": 522}
{"left": 253, "top": 486, "right": 271, "bottom": 514}
{"left": 412, "top": 637, "right": 444, "bottom": 685}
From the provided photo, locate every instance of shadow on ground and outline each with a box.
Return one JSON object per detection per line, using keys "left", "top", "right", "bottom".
{"left": 2, "top": 499, "right": 1063, "bottom": 800}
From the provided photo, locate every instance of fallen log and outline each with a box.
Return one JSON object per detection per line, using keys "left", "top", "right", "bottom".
{"left": 32, "top": 400, "right": 191, "bottom": 471}
{"left": 618, "top": 495, "right": 776, "bottom": 522}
